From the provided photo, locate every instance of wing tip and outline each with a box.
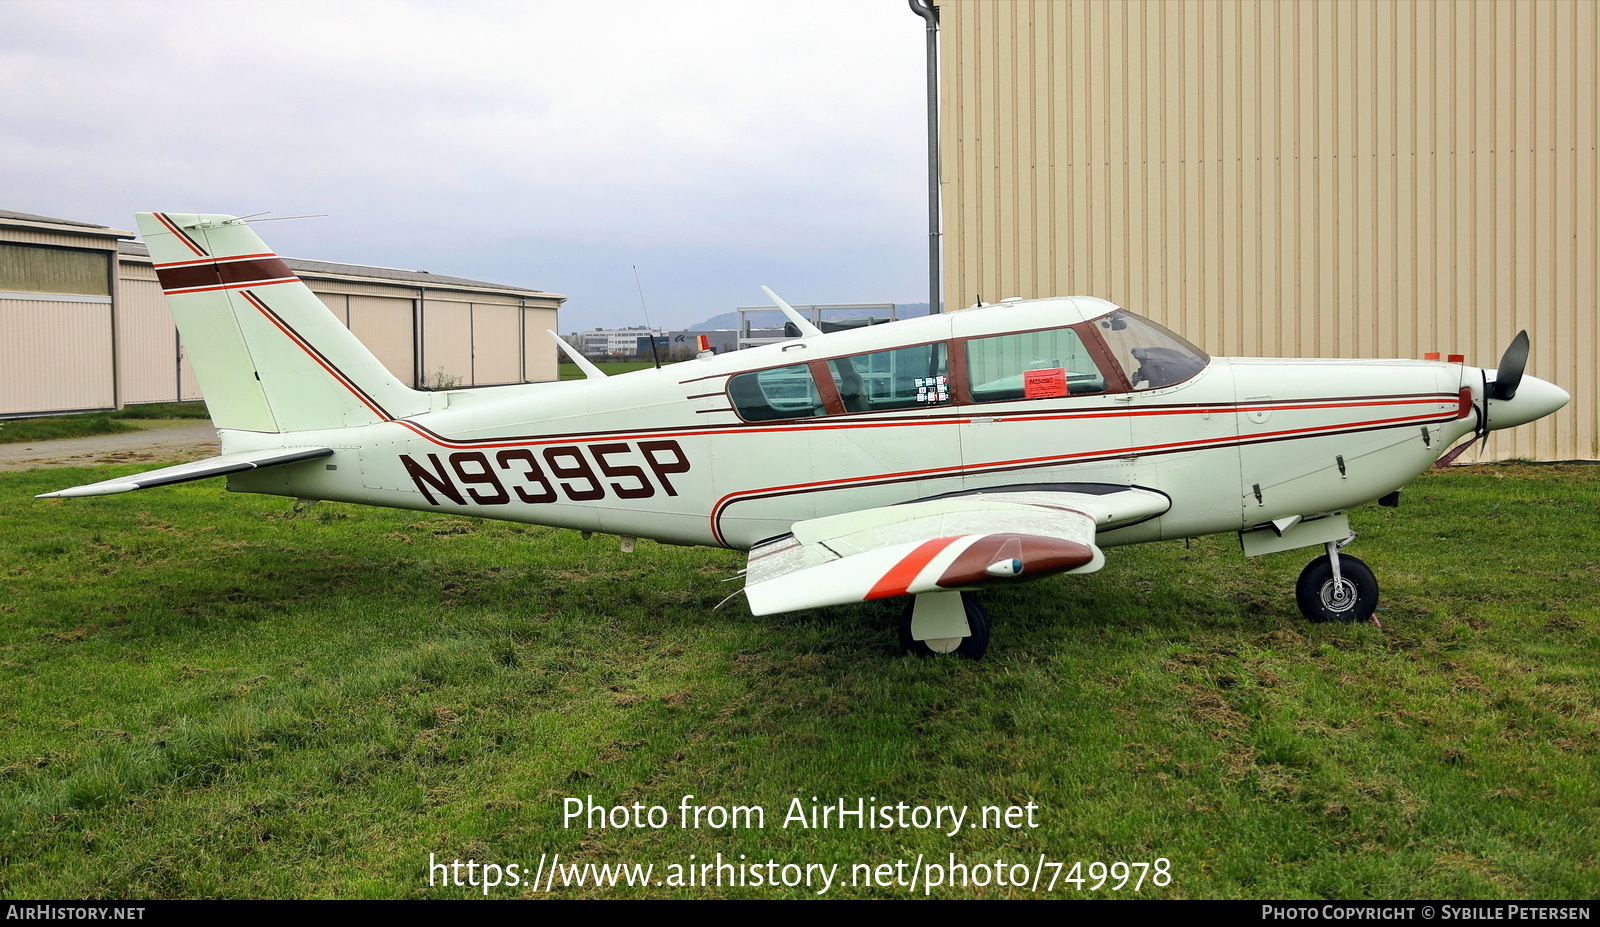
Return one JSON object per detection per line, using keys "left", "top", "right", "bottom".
{"left": 35, "top": 484, "right": 138, "bottom": 499}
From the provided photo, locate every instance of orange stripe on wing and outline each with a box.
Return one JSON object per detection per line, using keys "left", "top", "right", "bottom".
{"left": 864, "top": 537, "right": 963, "bottom": 601}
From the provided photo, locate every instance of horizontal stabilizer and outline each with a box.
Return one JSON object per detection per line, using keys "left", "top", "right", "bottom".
{"left": 37, "top": 447, "right": 333, "bottom": 498}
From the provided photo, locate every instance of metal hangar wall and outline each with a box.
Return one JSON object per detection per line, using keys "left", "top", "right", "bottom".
{"left": 0, "top": 209, "right": 565, "bottom": 417}
{"left": 934, "top": 0, "right": 1596, "bottom": 460}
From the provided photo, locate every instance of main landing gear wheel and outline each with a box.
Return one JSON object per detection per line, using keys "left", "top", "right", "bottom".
{"left": 900, "top": 591, "right": 990, "bottom": 660}
{"left": 1295, "top": 553, "right": 1378, "bottom": 623}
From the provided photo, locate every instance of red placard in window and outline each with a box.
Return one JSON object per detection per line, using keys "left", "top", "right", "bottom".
{"left": 1023, "top": 367, "right": 1068, "bottom": 399}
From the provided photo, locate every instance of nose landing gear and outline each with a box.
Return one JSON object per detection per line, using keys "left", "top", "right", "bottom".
{"left": 1295, "top": 541, "right": 1378, "bottom": 623}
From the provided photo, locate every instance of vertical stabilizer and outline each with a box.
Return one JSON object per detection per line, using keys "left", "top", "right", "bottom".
{"left": 136, "top": 212, "right": 428, "bottom": 433}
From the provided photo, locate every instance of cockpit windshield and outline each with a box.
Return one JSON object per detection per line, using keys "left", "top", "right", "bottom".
{"left": 1093, "top": 310, "right": 1209, "bottom": 390}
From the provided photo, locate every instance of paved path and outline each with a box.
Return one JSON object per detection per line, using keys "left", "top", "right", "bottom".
{"left": 0, "top": 422, "right": 219, "bottom": 473}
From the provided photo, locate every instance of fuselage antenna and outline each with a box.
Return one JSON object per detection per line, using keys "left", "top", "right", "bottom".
{"left": 243, "top": 214, "right": 329, "bottom": 223}
{"left": 633, "top": 265, "right": 662, "bottom": 370}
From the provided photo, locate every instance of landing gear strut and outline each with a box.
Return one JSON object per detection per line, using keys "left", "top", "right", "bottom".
{"left": 1295, "top": 541, "right": 1378, "bottom": 623}
{"left": 900, "top": 591, "right": 990, "bottom": 659}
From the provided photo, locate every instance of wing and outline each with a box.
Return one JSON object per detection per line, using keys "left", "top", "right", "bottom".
{"left": 742, "top": 487, "right": 1169, "bottom": 616}
{"left": 36, "top": 447, "right": 334, "bottom": 498}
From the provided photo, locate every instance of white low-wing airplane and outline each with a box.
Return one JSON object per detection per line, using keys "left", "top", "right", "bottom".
{"left": 43, "top": 213, "right": 1571, "bottom": 658}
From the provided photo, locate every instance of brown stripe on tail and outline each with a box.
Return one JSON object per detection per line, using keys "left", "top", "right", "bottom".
{"left": 155, "top": 257, "right": 296, "bottom": 293}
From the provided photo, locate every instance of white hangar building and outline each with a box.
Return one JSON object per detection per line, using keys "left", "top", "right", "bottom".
{"left": 0, "top": 208, "right": 565, "bottom": 418}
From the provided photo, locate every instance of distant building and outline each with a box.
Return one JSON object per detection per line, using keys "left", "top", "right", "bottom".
{"left": 736, "top": 303, "right": 898, "bottom": 350}
{"left": 573, "top": 326, "right": 660, "bottom": 359}
{"left": 565, "top": 310, "right": 898, "bottom": 363}
{"left": 566, "top": 328, "right": 737, "bottom": 361}
{"left": 1, "top": 208, "right": 564, "bottom": 417}
{"left": 641, "top": 331, "right": 738, "bottom": 360}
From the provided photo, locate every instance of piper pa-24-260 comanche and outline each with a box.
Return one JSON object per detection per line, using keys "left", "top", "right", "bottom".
{"left": 43, "top": 213, "right": 1571, "bottom": 658}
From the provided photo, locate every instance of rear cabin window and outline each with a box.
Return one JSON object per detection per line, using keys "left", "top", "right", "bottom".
{"left": 966, "top": 327, "right": 1106, "bottom": 402}
{"left": 727, "top": 364, "right": 825, "bottom": 421}
{"left": 827, "top": 342, "right": 949, "bottom": 413}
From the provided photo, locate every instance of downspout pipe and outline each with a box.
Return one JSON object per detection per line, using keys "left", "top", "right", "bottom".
{"left": 908, "top": 0, "right": 941, "bottom": 315}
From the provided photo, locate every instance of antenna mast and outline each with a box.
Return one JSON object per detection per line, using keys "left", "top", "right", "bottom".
{"left": 632, "top": 265, "right": 663, "bottom": 370}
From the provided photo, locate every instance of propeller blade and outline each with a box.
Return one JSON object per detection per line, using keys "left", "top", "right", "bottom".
{"left": 1434, "top": 437, "right": 1479, "bottom": 468}
{"left": 1490, "top": 330, "right": 1529, "bottom": 401}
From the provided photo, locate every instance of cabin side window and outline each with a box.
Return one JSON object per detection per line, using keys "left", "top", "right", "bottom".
{"left": 965, "top": 327, "right": 1107, "bottom": 402}
{"left": 727, "top": 364, "right": 826, "bottom": 421}
{"left": 826, "top": 342, "right": 950, "bottom": 413}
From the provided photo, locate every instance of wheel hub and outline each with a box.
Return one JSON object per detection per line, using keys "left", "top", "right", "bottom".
{"left": 1320, "top": 578, "right": 1357, "bottom": 612}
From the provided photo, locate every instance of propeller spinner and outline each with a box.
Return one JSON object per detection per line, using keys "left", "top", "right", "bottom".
{"left": 1435, "top": 329, "right": 1565, "bottom": 467}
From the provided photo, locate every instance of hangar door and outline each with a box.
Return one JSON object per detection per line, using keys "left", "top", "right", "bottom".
{"left": 347, "top": 295, "right": 417, "bottom": 386}
{"left": 0, "top": 243, "right": 115, "bottom": 414}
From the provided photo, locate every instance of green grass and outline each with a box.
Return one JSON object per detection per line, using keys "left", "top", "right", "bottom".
{"left": 110, "top": 402, "right": 211, "bottom": 420}
{"left": 559, "top": 360, "right": 674, "bottom": 380}
{"left": 0, "top": 463, "right": 1595, "bottom": 898}
{"left": 1, "top": 403, "right": 211, "bottom": 444}
{"left": 0, "top": 414, "right": 138, "bottom": 444}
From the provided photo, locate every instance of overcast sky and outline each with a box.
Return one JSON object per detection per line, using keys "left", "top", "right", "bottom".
{"left": 1, "top": 0, "right": 931, "bottom": 329}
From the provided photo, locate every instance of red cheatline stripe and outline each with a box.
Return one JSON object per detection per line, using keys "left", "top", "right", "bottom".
{"left": 706, "top": 406, "right": 1459, "bottom": 544}
{"left": 392, "top": 392, "right": 1459, "bottom": 453}
{"left": 153, "top": 213, "right": 207, "bottom": 257}
{"left": 163, "top": 278, "right": 299, "bottom": 295}
{"left": 865, "top": 537, "right": 963, "bottom": 600}
{"left": 154, "top": 252, "right": 277, "bottom": 269}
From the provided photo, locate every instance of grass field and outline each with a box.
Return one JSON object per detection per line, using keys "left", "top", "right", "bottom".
{"left": 559, "top": 360, "right": 673, "bottom": 380}
{"left": 1, "top": 403, "right": 211, "bottom": 445}
{"left": 0, "top": 462, "right": 1595, "bottom": 898}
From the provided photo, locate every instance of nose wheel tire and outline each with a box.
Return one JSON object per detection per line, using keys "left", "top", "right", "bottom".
{"left": 900, "top": 592, "right": 991, "bottom": 659}
{"left": 1295, "top": 554, "right": 1378, "bottom": 623}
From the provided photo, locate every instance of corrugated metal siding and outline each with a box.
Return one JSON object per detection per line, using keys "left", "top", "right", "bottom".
{"left": 0, "top": 298, "right": 115, "bottom": 414}
{"left": 939, "top": 0, "right": 1598, "bottom": 459}
{"left": 420, "top": 301, "right": 473, "bottom": 388}
{"left": 471, "top": 303, "right": 522, "bottom": 385}
{"left": 522, "top": 306, "right": 559, "bottom": 383}
{"left": 317, "top": 292, "right": 351, "bottom": 326}
{"left": 5, "top": 236, "right": 561, "bottom": 415}
{"left": 115, "top": 272, "right": 180, "bottom": 405}
{"left": 0, "top": 229, "right": 118, "bottom": 250}
{"left": 347, "top": 295, "right": 416, "bottom": 385}
{"left": 306, "top": 279, "right": 427, "bottom": 299}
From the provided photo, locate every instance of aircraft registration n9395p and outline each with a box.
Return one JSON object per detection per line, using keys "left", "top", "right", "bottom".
{"left": 42, "top": 213, "right": 1571, "bottom": 659}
